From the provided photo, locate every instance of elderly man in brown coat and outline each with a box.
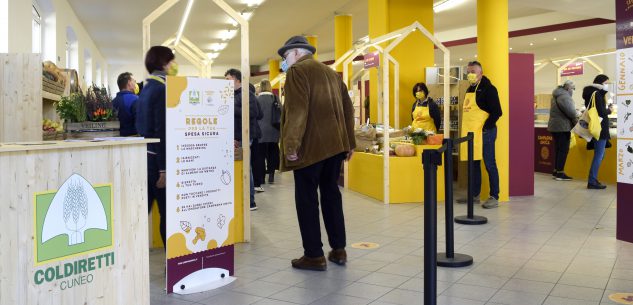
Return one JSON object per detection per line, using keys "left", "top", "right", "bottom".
{"left": 277, "top": 36, "right": 356, "bottom": 271}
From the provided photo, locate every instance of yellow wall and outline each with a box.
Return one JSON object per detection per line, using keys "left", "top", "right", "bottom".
{"left": 565, "top": 134, "right": 617, "bottom": 184}
{"left": 368, "top": 0, "right": 434, "bottom": 126}
{"left": 306, "top": 36, "right": 318, "bottom": 60}
{"left": 477, "top": 0, "right": 509, "bottom": 201}
{"left": 335, "top": 15, "right": 353, "bottom": 74}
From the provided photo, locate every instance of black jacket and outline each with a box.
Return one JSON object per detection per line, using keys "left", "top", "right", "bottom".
{"left": 135, "top": 73, "right": 166, "bottom": 170}
{"left": 234, "top": 85, "right": 262, "bottom": 141}
{"left": 583, "top": 85, "right": 610, "bottom": 140}
{"left": 411, "top": 98, "right": 441, "bottom": 131}
{"left": 466, "top": 76, "right": 502, "bottom": 130}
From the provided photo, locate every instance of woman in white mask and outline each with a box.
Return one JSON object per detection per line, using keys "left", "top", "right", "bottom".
{"left": 582, "top": 74, "right": 611, "bottom": 189}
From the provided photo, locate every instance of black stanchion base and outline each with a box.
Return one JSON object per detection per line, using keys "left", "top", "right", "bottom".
{"left": 437, "top": 253, "right": 473, "bottom": 268}
{"left": 454, "top": 215, "right": 488, "bottom": 225}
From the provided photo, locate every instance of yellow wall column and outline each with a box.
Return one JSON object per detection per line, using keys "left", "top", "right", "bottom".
{"left": 268, "top": 58, "right": 280, "bottom": 91}
{"left": 477, "top": 0, "right": 509, "bottom": 202}
{"left": 368, "top": 0, "right": 388, "bottom": 123}
{"left": 306, "top": 35, "right": 318, "bottom": 60}
{"left": 368, "top": 0, "right": 434, "bottom": 126}
{"left": 335, "top": 14, "right": 353, "bottom": 74}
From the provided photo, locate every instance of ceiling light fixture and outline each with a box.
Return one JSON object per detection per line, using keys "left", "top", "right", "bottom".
{"left": 583, "top": 51, "right": 616, "bottom": 59}
{"left": 220, "top": 29, "right": 237, "bottom": 41}
{"left": 241, "top": 12, "right": 253, "bottom": 20}
{"left": 433, "top": 0, "right": 467, "bottom": 13}
{"left": 228, "top": 17, "right": 238, "bottom": 27}
{"left": 529, "top": 42, "right": 534, "bottom": 46}
{"left": 246, "top": 0, "right": 264, "bottom": 7}
{"left": 206, "top": 52, "right": 219, "bottom": 59}
{"left": 209, "top": 43, "right": 227, "bottom": 52}
{"left": 174, "top": 0, "right": 195, "bottom": 47}
{"left": 509, "top": 47, "right": 513, "bottom": 50}
{"left": 553, "top": 38, "right": 557, "bottom": 41}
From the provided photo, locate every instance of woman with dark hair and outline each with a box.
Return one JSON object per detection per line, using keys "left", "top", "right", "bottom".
{"left": 583, "top": 74, "right": 610, "bottom": 190}
{"left": 410, "top": 82, "right": 441, "bottom": 132}
{"left": 135, "top": 45, "right": 178, "bottom": 245}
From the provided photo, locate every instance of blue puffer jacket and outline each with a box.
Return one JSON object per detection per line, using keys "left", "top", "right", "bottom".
{"left": 112, "top": 90, "right": 139, "bottom": 136}
{"left": 135, "top": 72, "right": 166, "bottom": 170}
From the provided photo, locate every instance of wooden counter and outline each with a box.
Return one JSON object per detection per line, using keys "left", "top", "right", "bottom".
{"left": 348, "top": 145, "right": 446, "bottom": 203}
{"left": 0, "top": 139, "right": 158, "bottom": 305}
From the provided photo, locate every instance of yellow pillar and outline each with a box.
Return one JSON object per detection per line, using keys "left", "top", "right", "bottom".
{"left": 368, "top": 0, "right": 434, "bottom": 126}
{"left": 335, "top": 15, "right": 353, "bottom": 73}
{"left": 268, "top": 58, "right": 280, "bottom": 91}
{"left": 477, "top": 0, "right": 509, "bottom": 202}
{"left": 306, "top": 35, "right": 318, "bottom": 59}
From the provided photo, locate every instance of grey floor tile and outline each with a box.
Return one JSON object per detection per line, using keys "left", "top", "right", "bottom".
{"left": 558, "top": 273, "right": 609, "bottom": 289}
{"left": 458, "top": 273, "right": 509, "bottom": 289}
{"left": 606, "top": 278, "right": 633, "bottom": 291}
{"left": 229, "top": 280, "right": 291, "bottom": 298}
{"left": 501, "top": 278, "right": 555, "bottom": 295}
{"left": 513, "top": 268, "right": 563, "bottom": 283}
{"left": 251, "top": 299, "right": 299, "bottom": 305}
{"left": 309, "top": 294, "right": 373, "bottom": 305}
{"left": 543, "top": 296, "right": 600, "bottom": 305}
{"left": 435, "top": 295, "right": 486, "bottom": 305}
{"left": 294, "top": 277, "right": 352, "bottom": 293}
{"left": 549, "top": 284, "right": 605, "bottom": 302}
{"left": 488, "top": 289, "right": 547, "bottom": 305}
{"left": 196, "top": 291, "right": 263, "bottom": 305}
{"left": 441, "top": 283, "right": 498, "bottom": 302}
{"left": 337, "top": 282, "right": 394, "bottom": 300}
{"left": 268, "top": 286, "right": 332, "bottom": 305}
{"left": 375, "top": 288, "right": 424, "bottom": 305}
{"left": 357, "top": 272, "right": 411, "bottom": 288}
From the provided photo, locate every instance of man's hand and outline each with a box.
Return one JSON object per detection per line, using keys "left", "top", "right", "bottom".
{"left": 234, "top": 140, "right": 240, "bottom": 148}
{"left": 345, "top": 150, "right": 354, "bottom": 161}
{"left": 156, "top": 172, "right": 166, "bottom": 189}
{"left": 286, "top": 151, "right": 299, "bottom": 161}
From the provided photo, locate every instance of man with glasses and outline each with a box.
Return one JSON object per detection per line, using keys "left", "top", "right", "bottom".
{"left": 277, "top": 36, "right": 356, "bottom": 271}
{"left": 458, "top": 61, "right": 502, "bottom": 209}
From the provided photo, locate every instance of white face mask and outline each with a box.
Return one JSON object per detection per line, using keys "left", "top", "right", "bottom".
{"left": 602, "top": 83, "right": 609, "bottom": 91}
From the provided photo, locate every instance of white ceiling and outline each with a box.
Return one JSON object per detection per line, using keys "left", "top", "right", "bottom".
{"left": 65, "top": 0, "right": 616, "bottom": 69}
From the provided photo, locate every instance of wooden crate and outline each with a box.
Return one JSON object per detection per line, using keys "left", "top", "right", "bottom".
{"left": 64, "top": 121, "right": 120, "bottom": 140}
{"left": 42, "top": 77, "right": 65, "bottom": 96}
{"left": 0, "top": 54, "right": 43, "bottom": 142}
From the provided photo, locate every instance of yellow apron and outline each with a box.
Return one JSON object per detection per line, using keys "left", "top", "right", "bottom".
{"left": 460, "top": 83, "right": 489, "bottom": 161}
{"left": 411, "top": 102, "right": 437, "bottom": 133}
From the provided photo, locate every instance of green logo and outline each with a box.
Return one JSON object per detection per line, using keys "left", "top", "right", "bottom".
{"left": 34, "top": 174, "right": 113, "bottom": 265}
{"left": 189, "top": 91, "right": 201, "bottom": 105}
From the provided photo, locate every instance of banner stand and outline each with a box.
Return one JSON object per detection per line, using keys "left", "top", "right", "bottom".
{"left": 173, "top": 268, "right": 236, "bottom": 295}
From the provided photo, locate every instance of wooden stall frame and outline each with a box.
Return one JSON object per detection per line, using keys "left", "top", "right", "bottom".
{"left": 143, "top": 0, "right": 251, "bottom": 241}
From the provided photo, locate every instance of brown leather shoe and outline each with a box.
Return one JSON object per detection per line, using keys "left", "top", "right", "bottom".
{"left": 328, "top": 248, "right": 347, "bottom": 265}
{"left": 291, "top": 256, "right": 327, "bottom": 271}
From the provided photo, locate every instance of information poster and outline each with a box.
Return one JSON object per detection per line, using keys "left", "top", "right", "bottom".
{"left": 165, "top": 76, "right": 235, "bottom": 293}
{"left": 617, "top": 1, "right": 633, "bottom": 184}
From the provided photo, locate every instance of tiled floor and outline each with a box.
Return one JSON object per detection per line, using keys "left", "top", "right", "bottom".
{"left": 150, "top": 173, "right": 633, "bottom": 305}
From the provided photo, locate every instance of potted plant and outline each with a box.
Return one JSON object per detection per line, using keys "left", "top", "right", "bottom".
{"left": 55, "top": 92, "right": 87, "bottom": 123}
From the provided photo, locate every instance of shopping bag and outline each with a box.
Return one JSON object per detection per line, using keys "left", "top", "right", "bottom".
{"left": 586, "top": 92, "right": 602, "bottom": 140}
{"left": 569, "top": 133, "right": 576, "bottom": 149}
{"left": 572, "top": 111, "right": 593, "bottom": 142}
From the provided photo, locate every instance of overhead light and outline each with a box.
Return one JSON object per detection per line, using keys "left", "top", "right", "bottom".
{"left": 433, "top": 0, "right": 467, "bottom": 13}
{"left": 583, "top": 51, "right": 616, "bottom": 59}
{"left": 509, "top": 47, "right": 513, "bottom": 50}
{"left": 228, "top": 17, "right": 238, "bottom": 27}
{"left": 474, "top": 54, "right": 477, "bottom": 58}
{"left": 220, "top": 29, "right": 237, "bottom": 41}
{"left": 529, "top": 42, "right": 534, "bottom": 46}
{"left": 174, "top": 0, "right": 195, "bottom": 47}
{"left": 206, "top": 52, "right": 219, "bottom": 59}
{"left": 209, "top": 43, "right": 227, "bottom": 52}
{"left": 553, "top": 38, "right": 557, "bottom": 41}
{"left": 241, "top": 12, "right": 253, "bottom": 20}
{"left": 246, "top": 0, "right": 264, "bottom": 7}
{"left": 459, "top": 58, "right": 463, "bottom": 61}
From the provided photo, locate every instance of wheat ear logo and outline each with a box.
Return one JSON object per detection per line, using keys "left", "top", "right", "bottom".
{"left": 42, "top": 174, "right": 108, "bottom": 246}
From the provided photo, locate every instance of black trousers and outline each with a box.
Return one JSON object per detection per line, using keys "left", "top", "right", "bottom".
{"left": 147, "top": 153, "right": 167, "bottom": 246}
{"left": 253, "top": 141, "right": 280, "bottom": 186}
{"left": 552, "top": 131, "right": 571, "bottom": 172}
{"left": 293, "top": 153, "right": 347, "bottom": 257}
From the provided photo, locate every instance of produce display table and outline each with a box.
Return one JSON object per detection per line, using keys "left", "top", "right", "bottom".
{"left": 0, "top": 139, "right": 157, "bottom": 305}
{"left": 348, "top": 145, "right": 446, "bottom": 203}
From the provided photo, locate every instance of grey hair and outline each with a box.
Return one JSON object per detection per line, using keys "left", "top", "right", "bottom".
{"left": 562, "top": 80, "right": 575, "bottom": 90}
{"left": 295, "top": 48, "right": 313, "bottom": 57}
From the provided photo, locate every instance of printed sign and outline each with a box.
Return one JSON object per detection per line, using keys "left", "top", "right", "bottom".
{"left": 617, "top": 0, "right": 633, "bottom": 49}
{"left": 364, "top": 51, "right": 380, "bottom": 69}
{"left": 33, "top": 173, "right": 114, "bottom": 290}
{"left": 534, "top": 128, "right": 555, "bottom": 174}
{"left": 560, "top": 62, "right": 584, "bottom": 76}
{"left": 166, "top": 76, "right": 235, "bottom": 293}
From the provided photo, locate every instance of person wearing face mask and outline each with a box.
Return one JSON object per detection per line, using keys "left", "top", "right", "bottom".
{"left": 548, "top": 80, "right": 578, "bottom": 181}
{"left": 277, "top": 35, "right": 356, "bottom": 271}
{"left": 583, "top": 74, "right": 611, "bottom": 189}
{"left": 112, "top": 72, "right": 140, "bottom": 136}
{"left": 457, "top": 61, "right": 503, "bottom": 209}
{"left": 410, "top": 82, "right": 441, "bottom": 132}
{"left": 135, "top": 45, "right": 178, "bottom": 247}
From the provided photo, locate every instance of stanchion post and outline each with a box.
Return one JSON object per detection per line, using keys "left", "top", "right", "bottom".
{"left": 437, "top": 139, "right": 473, "bottom": 268}
{"left": 422, "top": 150, "right": 439, "bottom": 305}
{"left": 455, "top": 132, "right": 488, "bottom": 225}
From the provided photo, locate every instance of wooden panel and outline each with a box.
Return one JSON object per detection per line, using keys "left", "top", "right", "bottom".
{"left": 0, "top": 143, "right": 150, "bottom": 305}
{"left": 0, "top": 54, "right": 43, "bottom": 142}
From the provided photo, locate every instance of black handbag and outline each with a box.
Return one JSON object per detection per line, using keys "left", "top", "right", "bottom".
{"left": 271, "top": 94, "right": 281, "bottom": 129}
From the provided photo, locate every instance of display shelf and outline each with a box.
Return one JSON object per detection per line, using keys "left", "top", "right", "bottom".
{"left": 42, "top": 91, "right": 61, "bottom": 102}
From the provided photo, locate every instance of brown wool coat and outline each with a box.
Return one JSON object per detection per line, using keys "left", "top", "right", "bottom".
{"left": 280, "top": 55, "right": 356, "bottom": 171}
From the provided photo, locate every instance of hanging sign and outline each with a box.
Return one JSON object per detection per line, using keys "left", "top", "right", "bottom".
{"left": 364, "top": 52, "right": 380, "bottom": 69}
{"left": 560, "top": 62, "right": 584, "bottom": 76}
{"left": 166, "top": 76, "right": 235, "bottom": 294}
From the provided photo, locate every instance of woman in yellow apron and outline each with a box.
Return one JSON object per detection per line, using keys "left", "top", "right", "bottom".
{"left": 410, "top": 82, "right": 441, "bottom": 133}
